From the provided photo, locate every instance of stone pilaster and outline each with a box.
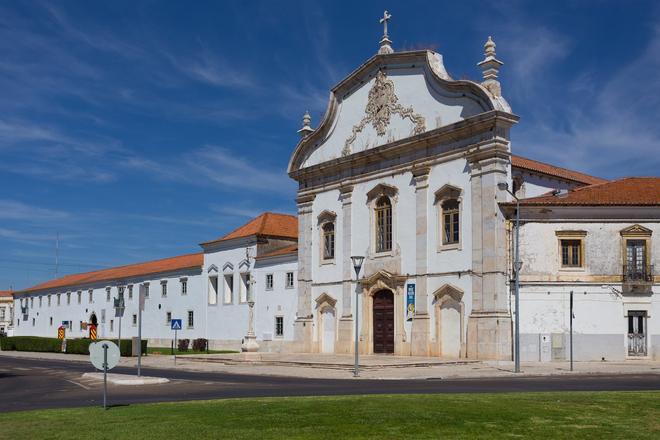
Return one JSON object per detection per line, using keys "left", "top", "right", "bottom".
{"left": 466, "top": 144, "right": 512, "bottom": 360}
{"left": 336, "top": 185, "right": 354, "bottom": 354}
{"left": 293, "top": 193, "right": 315, "bottom": 352}
{"left": 411, "top": 167, "right": 430, "bottom": 356}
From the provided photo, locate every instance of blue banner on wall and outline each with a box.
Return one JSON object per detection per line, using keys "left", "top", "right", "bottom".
{"left": 406, "top": 284, "right": 415, "bottom": 321}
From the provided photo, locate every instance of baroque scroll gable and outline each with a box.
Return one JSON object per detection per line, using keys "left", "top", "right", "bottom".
{"left": 342, "top": 71, "right": 426, "bottom": 156}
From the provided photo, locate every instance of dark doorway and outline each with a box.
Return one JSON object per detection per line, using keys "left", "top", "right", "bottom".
{"left": 373, "top": 290, "right": 394, "bottom": 354}
{"left": 89, "top": 313, "right": 98, "bottom": 326}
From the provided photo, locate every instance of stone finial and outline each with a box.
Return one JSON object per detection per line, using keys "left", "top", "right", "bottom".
{"left": 297, "top": 110, "right": 314, "bottom": 138}
{"left": 378, "top": 10, "right": 394, "bottom": 55}
{"left": 477, "top": 36, "right": 504, "bottom": 97}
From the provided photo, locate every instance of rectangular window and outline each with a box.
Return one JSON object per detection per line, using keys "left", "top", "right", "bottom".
{"left": 187, "top": 310, "right": 194, "bottom": 328}
{"left": 0, "top": 309, "right": 4, "bottom": 320}
{"left": 66, "top": 292, "right": 71, "bottom": 305}
{"left": 57, "top": 294, "right": 61, "bottom": 306}
{"left": 118, "top": 286, "right": 125, "bottom": 299}
{"left": 48, "top": 295, "right": 51, "bottom": 307}
{"left": 50, "top": 317, "right": 53, "bottom": 326}
{"left": 275, "top": 316, "right": 284, "bottom": 337}
{"left": 209, "top": 276, "right": 218, "bottom": 305}
{"left": 101, "top": 309, "right": 106, "bottom": 324}
{"left": 161, "top": 281, "right": 167, "bottom": 297}
{"left": 442, "top": 199, "right": 460, "bottom": 245}
{"left": 375, "top": 197, "right": 393, "bottom": 253}
{"left": 181, "top": 278, "right": 188, "bottom": 296}
{"left": 239, "top": 273, "right": 250, "bottom": 303}
{"left": 88, "top": 290, "right": 93, "bottom": 303}
{"left": 110, "top": 319, "right": 114, "bottom": 332}
{"left": 626, "top": 240, "right": 647, "bottom": 273}
{"left": 166, "top": 311, "right": 172, "bottom": 325}
{"left": 128, "top": 285, "right": 133, "bottom": 300}
{"left": 144, "top": 283, "right": 150, "bottom": 298}
{"left": 266, "top": 274, "right": 273, "bottom": 290}
{"left": 132, "top": 314, "right": 137, "bottom": 326}
{"left": 286, "top": 272, "right": 294, "bottom": 289}
{"left": 39, "top": 296, "right": 42, "bottom": 308}
{"left": 561, "top": 239, "right": 582, "bottom": 267}
{"left": 30, "top": 297, "right": 34, "bottom": 308}
{"left": 106, "top": 287, "right": 111, "bottom": 302}
{"left": 77, "top": 291, "right": 82, "bottom": 304}
{"left": 322, "top": 222, "right": 335, "bottom": 260}
{"left": 32, "top": 318, "right": 35, "bottom": 326}
{"left": 223, "top": 274, "right": 233, "bottom": 304}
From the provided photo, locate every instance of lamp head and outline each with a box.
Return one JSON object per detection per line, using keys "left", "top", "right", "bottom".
{"left": 497, "top": 182, "right": 509, "bottom": 191}
{"left": 351, "top": 256, "right": 365, "bottom": 277}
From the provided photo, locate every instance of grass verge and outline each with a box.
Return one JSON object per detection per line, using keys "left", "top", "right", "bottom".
{"left": 0, "top": 392, "right": 658, "bottom": 439}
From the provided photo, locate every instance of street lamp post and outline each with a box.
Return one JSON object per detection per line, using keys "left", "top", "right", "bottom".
{"left": 241, "top": 248, "right": 259, "bottom": 353}
{"left": 498, "top": 182, "right": 522, "bottom": 373}
{"left": 350, "top": 256, "right": 365, "bottom": 378}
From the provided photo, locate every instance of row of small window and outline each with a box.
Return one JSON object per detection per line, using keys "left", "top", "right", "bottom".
{"left": 19, "top": 279, "right": 188, "bottom": 310}
{"left": 559, "top": 237, "right": 650, "bottom": 269}
{"left": 28, "top": 311, "right": 197, "bottom": 330}
{"left": 319, "top": 196, "right": 460, "bottom": 260}
{"left": 208, "top": 272, "right": 294, "bottom": 305}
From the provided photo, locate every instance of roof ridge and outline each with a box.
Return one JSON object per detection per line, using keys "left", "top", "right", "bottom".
{"left": 511, "top": 154, "right": 607, "bottom": 185}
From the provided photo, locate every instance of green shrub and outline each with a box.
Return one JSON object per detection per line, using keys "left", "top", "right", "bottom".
{"left": 0, "top": 336, "right": 147, "bottom": 356}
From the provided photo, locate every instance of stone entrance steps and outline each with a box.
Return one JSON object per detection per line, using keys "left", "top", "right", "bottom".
{"left": 183, "top": 354, "right": 479, "bottom": 371}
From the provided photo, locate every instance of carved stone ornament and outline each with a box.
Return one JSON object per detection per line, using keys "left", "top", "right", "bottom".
{"left": 342, "top": 70, "right": 426, "bottom": 156}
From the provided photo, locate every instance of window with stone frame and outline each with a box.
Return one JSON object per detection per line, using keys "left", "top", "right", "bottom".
{"left": 106, "top": 287, "right": 111, "bottom": 302}
{"left": 266, "top": 273, "right": 273, "bottom": 290}
{"left": 161, "top": 280, "right": 167, "bottom": 297}
{"left": 128, "top": 285, "right": 133, "bottom": 300}
{"left": 187, "top": 310, "right": 194, "bottom": 328}
{"left": 77, "top": 291, "right": 82, "bottom": 304}
{"left": 166, "top": 311, "right": 172, "bottom": 325}
{"left": 442, "top": 199, "right": 460, "bottom": 245}
{"left": 322, "top": 221, "right": 335, "bottom": 260}
{"left": 560, "top": 239, "right": 582, "bottom": 267}
{"left": 375, "top": 196, "right": 392, "bottom": 253}
{"left": 181, "top": 278, "right": 188, "bottom": 295}
{"left": 286, "top": 272, "right": 294, "bottom": 289}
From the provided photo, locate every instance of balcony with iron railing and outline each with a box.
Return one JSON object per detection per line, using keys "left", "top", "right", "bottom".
{"left": 622, "top": 265, "right": 655, "bottom": 293}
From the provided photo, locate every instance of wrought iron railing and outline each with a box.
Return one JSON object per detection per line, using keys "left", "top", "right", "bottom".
{"left": 623, "top": 265, "right": 654, "bottom": 282}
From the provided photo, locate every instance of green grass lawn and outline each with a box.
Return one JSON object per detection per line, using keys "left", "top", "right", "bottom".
{"left": 146, "top": 347, "right": 239, "bottom": 355}
{"left": 1, "top": 392, "right": 658, "bottom": 439}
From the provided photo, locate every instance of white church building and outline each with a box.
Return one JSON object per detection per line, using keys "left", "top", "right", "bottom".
{"left": 11, "top": 17, "right": 660, "bottom": 362}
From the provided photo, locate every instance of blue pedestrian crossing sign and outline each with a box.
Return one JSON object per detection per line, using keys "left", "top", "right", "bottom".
{"left": 171, "top": 319, "right": 182, "bottom": 330}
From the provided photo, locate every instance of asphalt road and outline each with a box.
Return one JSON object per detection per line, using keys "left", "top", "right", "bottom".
{"left": 1, "top": 355, "right": 659, "bottom": 413}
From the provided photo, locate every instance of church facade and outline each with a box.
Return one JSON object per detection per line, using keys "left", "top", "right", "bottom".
{"left": 10, "top": 23, "right": 660, "bottom": 362}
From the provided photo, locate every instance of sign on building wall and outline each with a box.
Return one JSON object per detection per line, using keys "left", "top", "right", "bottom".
{"left": 406, "top": 284, "right": 415, "bottom": 321}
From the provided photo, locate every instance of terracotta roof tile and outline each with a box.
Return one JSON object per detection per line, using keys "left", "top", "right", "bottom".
{"left": 202, "top": 212, "right": 297, "bottom": 245}
{"left": 17, "top": 253, "right": 203, "bottom": 294}
{"left": 512, "top": 155, "right": 607, "bottom": 186}
{"left": 256, "top": 244, "right": 298, "bottom": 260}
{"left": 514, "top": 177, "right": 660, "bottom": 206}
{"left": 0, "top": 291, "right": 13, "bottom": 298}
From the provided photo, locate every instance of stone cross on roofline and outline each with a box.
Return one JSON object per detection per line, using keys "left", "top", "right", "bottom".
{"left": 378, "top": 10, "right": 394, "bottom": 55}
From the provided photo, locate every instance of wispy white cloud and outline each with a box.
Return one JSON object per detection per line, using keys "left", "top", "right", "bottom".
{"left": 0, "top": 200, "right": 69, "bottom": 221}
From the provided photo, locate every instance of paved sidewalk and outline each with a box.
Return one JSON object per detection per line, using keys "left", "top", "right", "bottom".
{"left": 1, "top": 350, "right": 659, "bottom": 380}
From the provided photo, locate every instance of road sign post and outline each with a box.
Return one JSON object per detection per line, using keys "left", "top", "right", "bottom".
{"left": 171, "top": 319, "right": 182, "bottom": 365}
{"left": 89, "top": 340, "right": 120, "bottom": 410}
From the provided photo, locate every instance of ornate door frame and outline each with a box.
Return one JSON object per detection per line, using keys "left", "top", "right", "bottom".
{"left": 359, "top": 270, "right": 406, "bottom": 355}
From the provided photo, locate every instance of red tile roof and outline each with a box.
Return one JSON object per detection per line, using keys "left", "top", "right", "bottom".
{"left": 202, "top": 212, "right": 298, "bottom": 245}
{"left": 0, "top": 291, "right": 13, "bottom": 298}
{"left": 512, "top": 155, "right": 607, "bottom": 186}
{"left": 514, "top": 177, "right": 660, "bottom": 206}
{"left": 17, "top": 253, "right": 203, "bottom": 294}
{"left": 256, "top": 244, "right": 298, "bottom": 260}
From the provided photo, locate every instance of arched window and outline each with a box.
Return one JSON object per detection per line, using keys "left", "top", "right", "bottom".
{"left": 442, "top": 199, "right": 460, "bottom": 245}
{"left": 375, "top": 196, "right": 392, "bottom": 252}
{"left": 322, "top": 222, "right": 335, "bottom": 260}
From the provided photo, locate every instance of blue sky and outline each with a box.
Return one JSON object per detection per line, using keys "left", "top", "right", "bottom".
{"left": 1, "top": 1, "right": 659, "bottom": 290}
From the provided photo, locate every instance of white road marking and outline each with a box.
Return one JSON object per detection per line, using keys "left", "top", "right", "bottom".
{"left": 65, "top": 379, "right": 91, "bottom": 390}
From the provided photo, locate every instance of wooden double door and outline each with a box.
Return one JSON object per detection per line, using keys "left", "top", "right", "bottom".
{"left": 373, "top": 290, "right": 394, "bottom": 354}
